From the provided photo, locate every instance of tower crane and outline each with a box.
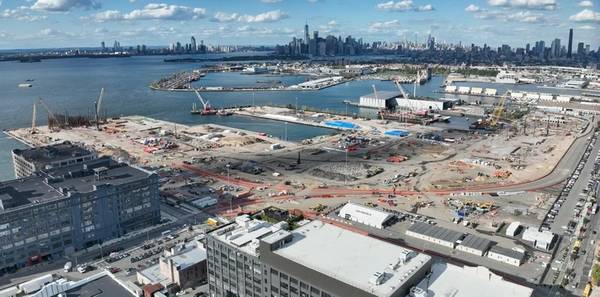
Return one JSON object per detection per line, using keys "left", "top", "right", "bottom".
{"left": 30, "top": 101, "right": 37, "bottom": 134}
{"left": 490, "top": 93, "right": 507, "bottom": 127}
{"left": 94, "top": 88, "right": 104, "bottom": 130}
{"left": 37, "top": 97, "right": 59, "bottom": 131}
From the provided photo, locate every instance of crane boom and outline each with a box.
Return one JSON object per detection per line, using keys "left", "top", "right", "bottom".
{"left": 95, "top": 88, "right": 104, "bottom": 130}
{"left": 490, "top": 93, "right": 506, "bottom": 126}
{"left": 38, "top": 97, "right": 56, "bottom": 120}
{"left": 31, "top": 101, "right": 36, "bottom": 133}
{"left": 193, "top": 88, "right": 210, "bottom": 109}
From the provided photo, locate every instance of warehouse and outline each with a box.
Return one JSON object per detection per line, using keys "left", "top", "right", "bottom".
{"left": 338, "top": 203, "right": 394, "bottom": 229}
{"left": 359, "top": 91, "right": 399, "bottom": 109}
{"left": 487, "top": 246, "right": 525, "bottom": 267}
{"left": 456, "top": 234, "right": 494, "bottom": 256}
{"left": 406, "top": 222, "right": 464, "bottom": 249}
{"left": 359, "top": 91, "right": 451, "bottom": 111}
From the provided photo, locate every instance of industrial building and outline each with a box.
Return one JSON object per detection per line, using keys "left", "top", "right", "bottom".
{"left": 337, "top": 202, "right": 394, "bottom": 229}
{"left": 522, "top": 227, "right": 556, "bottom": 251}
{"left": 11, "top": 141, "right": 97, "bottom": 178}
{"left": 137, "top": 237, "right": 207, "bottom": 290}
{"left": 406, "top": 222, "right": 464, "bottom": 249}
{"left": 207, "top": 215, "right": 433, "bottom": 297}
{"left": 456, "top": 234, "right": 494, "bottom": 256}
{"left": 487, "top": 246, "right": 525, "bottom": 267}
{"left": 358, "top": 91, "right": 451, "bottom": 111}
{"left": 0, "top": 156, "right": 160, "bottom": 273}
{"left": 411, "top": 263, "right": 533, "bottom": 297}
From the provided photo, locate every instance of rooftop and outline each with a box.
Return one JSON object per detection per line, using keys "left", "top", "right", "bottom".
{"left": 338, "top": 202, "right": 393, "bottom": 227}
{"left": 489, "top": 246, "right": 525, "bottom": 260}
{"left": 212, "top": 215, "right": 284, "bottom": 256}
{"left": 165, "top": 241, "right": 207, "bottom": 270}
{"left": 271, "top": 220, "right": 432, "bottom": 297}
{"left": 13, "top": 141, "right": 95, "bottom": 166}
{"left": 361, "top": 91, "right": 402, "bottom": 101}
{"left": 459, "top": 234, "right": 494, "bottom": 252}
{"left": 415, "top": 263, "right": 533, "bottom": 297}
{"left": 0, "top": 157, "right": 154, "bottom": 211}
{"left": 64, "top": 275, "right": 135, "bottom": 297}
{"left": 407, "top": 222, "right": 464, "bottom": 244}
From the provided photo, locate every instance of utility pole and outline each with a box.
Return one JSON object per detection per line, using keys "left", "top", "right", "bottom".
{"left": 226, "top": 164, "right": 232, "bottom": 212}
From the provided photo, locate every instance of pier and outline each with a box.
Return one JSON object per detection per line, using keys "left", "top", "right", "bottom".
{"left": 150, "top": 76, "right": 348, "bottom": 92}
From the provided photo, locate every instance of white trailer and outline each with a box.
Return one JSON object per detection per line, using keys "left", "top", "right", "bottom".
{"left": 18, "top": 274, "right": 53, "bottom": 294}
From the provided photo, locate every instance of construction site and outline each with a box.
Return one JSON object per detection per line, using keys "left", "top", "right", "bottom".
{"left": 4, "top": 80, "right": 596, "bottom": 288}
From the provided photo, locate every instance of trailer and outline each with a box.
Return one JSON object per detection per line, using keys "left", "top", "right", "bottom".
{"left": 18, "top": 274, "right": 53, "bottom": 294}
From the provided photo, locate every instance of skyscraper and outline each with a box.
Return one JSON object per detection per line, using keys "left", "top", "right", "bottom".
{"left": 304, "top": 23, "right": 309, "bottom": 44}
{"left": 567, "top": 28, "right": 573, "bottom": 59}
{"left": 191, "top": 36, "right": 197, "bottom": 52}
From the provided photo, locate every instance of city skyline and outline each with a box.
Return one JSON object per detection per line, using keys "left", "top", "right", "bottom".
{"left": 0, "top": 0, "right": 599, "bottom": 50}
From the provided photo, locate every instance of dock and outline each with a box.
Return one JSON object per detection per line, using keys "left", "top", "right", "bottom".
{"left": 150, "top": 76, "right": 348, "bottom": 92}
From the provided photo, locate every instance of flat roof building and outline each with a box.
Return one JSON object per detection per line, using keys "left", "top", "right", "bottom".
{"left": 406, "top": 222, "right": 464, "bottom": 249}
{"left": 338, "top": 202, "right": 394, "bottom": 229}
{"left": 411, "top": 263, "right": 533, "bottom": 297}
{"left": 487, "top": 246, "right": 525, "bottom": 267}
{"left": 0, "top": 156, "right": 160, "bottom": 273}
{"left": 11, "top": 141, "right": 97, "bottom": 178}
{"left": 522, "top": 227, "right": 556, "bottom": 251}
{"left": 207, "top": 215, "right": 432, "bottom": 297}
{"left": 19, "top": 271, "right": 138, "bottom": 297}
{"left": 456, "top": 234, "right": 494, "bottom": 256}
{"left": 138, "top": 237, "right": 207, "bottom": 290}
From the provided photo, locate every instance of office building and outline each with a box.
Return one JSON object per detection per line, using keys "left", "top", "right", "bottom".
{"left": 0, "top": 156, "right": 160, "bottom": 273}
{"left": 207, "top": 215, "right": 432, "bottom": 297}
{"left": 11, "top": 141, "right": 97, "bottom": 178}
{"left": 137, "top": 238, "right": 208, "bottom": 290}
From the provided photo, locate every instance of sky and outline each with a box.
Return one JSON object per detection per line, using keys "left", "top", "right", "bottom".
{"left": 0, "top": 0, "right": 599, "bottom": 50}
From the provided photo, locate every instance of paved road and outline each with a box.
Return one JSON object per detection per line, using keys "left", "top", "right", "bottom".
{"left": 550, "top": 133, "right": 599, "bottom": 234}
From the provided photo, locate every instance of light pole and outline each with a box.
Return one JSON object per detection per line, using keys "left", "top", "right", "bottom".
{"left": 284, "top": 122, "right": 288, "bottom": 141}
{"left": 345, "top": 148, "right": 348, "bottom": 185}
{"left": 295, "top": 96, "right": 298, "bottom": 112}
{"left": 226, "top": 163, "right": 232, "bottom": 212}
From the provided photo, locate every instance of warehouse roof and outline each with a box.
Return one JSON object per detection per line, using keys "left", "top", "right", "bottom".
{"left": 506, "top": 221, "right": 521, "bottom": 236}
{"left": 338, "top": 203, "right": 393, "bottom": 227}
{"left": 459, "top": 234, "right": 494, "bottom": 252}
{"left": 360, "top": 91, "right": 402, "bottom": 101}
{"left": 273, "top": 220, "right": 432, "bottom": 297}
{"left": 407, "top": 222, "right": 464, "bottom": 243}
{"left": 489, "top": 246, "right": 525, "bottom": 261}
{"left": 12, "top": 141, "right": 95, "bottom": 166}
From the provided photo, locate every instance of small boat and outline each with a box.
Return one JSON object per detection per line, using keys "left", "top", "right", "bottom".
{"left": 217, "top": 109, "right": 233, "bottom": 116}
{"left": 18, "top": 83, "right": 32, "bottom": 88}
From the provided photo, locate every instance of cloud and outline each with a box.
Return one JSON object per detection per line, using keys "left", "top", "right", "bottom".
{"left": 319, "top": 20, "right": 340, "bottom": 34}
{"left": 465, "top": 4, "right": 481, "bottom": 12}
{"left": 125, "top": 3, "right": 206, "bottom": 20}
{"left": 31, "top": 0, "right": 100, "bottom": 11}
{"left": 376, "top": 1, "right": 434, "bottom": 12}
{"left": 578, "top": 24, "right": 595, "bottom": 29}
{"left": 570, "top": 8, "right": 600, "bottom": 22}
{"left": 87, "top": 3, "right": 207, "bottom": 22}
{"left": 487, "top": 0, "right": 556, "bottom": 10}
{"left": 237, "top": 10, "right": 288, "bottom": 22}
{"left": 1, "top": 6, "right": 46, "bottom": 21}
{"left": 368, "top": 19, "right": 403, "bottom": 33}
{"left": 261, "top": 0, "right": 281, "bottom": 2}
{"left": 211, "top": 12, "right": 240, "bottom": 22}
{"left": 579, "top": 0, "right": 593, "bottom": 7}
{"left": 211, "top": 10, "right": 288, "bottom": 23}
